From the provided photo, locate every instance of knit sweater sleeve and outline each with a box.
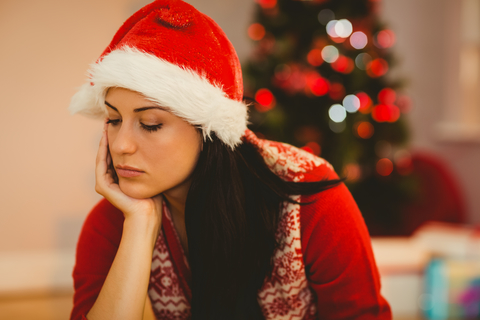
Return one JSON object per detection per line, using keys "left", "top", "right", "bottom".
{"left": 300, "top": 169, "right": 392, "bottom": 319}
{"left": 70, "top": 198, "right": 124, "bottom": 320}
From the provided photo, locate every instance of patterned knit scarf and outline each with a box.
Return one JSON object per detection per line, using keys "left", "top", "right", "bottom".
{"left": 148, "top": 130, "right": 331, "bottom": 319}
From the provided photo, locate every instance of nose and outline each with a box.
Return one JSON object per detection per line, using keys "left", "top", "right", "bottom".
{"left": 109, "top": 122, "right": 137, "bottom": 155}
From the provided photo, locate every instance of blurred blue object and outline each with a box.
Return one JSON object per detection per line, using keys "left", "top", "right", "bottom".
{"left": 424, "top": 259, "right": 480, "bottom": 319}
{"left": 424, "top": 259, "right": 449, "bottom": 320}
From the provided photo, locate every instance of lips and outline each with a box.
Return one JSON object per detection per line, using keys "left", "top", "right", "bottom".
{"left": 115, "top": 165, "right": 145, "bottom": 178}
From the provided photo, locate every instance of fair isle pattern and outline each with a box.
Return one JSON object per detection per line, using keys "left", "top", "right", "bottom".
{"left": 148, "top": 131, "right": 332, "bottom": 319}
{"left": 148, "top": 203, "right": 191, "bottom": 320}
{"left": 243, "top": 130, "right": 332, "bottom": 182}
{"left": 257, "top": 197, "right": 317, "bottom": 320}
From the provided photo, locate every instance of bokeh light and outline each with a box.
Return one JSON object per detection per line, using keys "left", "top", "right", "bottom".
{"left": 344, "top": 163, "right": 361, "bottom": 182}
{"left": 372, "top": 104, "right": 390, "bottom": 122}
{"left": 326, "top": 20, "right": 353, "bottom": 38}
{"left": 376, "top": 158, "right": 393, "bottom": 176}
{"left": 331, "top": 55, "right": 354, "bottom": 73}
{"left": 367, "top": 58, "right": 389, "bottom": 77}
{"left": 248, "top": 23, "right": 266, "bottom": 41}
{"left": 309, "top": 76, "right": 329, "bottom": 96}
{"left": 355, "top": 121, "right": 374, "bottom": 139}
{"left": 372, "top": 104, "right": 400, "bottom": 122}
{"left": 329, "top": 119, "right": 346, "bottom": 133}
{"left": 356, "top": 92, "right": 373, "bottom": 114}
{"left": 255, "top": 88, "right": 276, "bottom": 112}
{"left": 343, "top": 94, "right": 361, "bottom": 113}
{"left": 375, "top": 29, "right": 396, "bottom": 49}
{"left": 335, "top": 19, "right": 353, "bottom": 38}
{"left": 321, "top": 45, "right": 339, "bottom": 63}
{"left": 378, "top": 88, "right": 396, "bottom": 105}
{"left": 350, "top": 31, "right": 368, "bottom": 49}
{"left": 255, "top": 0, "right": 277, "bottom": 9}
{"left": 355, "top": 53, "right": 372, "bottom": 70}
{"left": 326, "top": 20, "right": 339, "bottom": 38}
{"left": 318, "top": 9, "right": 335, "bottom": 25}
{"left": 307, "top": 49, "right": 324, "bottom": 66}
{"left": 329, "top": 104, "right": 347, "bottom": 123}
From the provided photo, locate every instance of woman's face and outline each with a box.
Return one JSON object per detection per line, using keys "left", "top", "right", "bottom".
{"left": 105, "top": 87, "right": 202, "bottom": 199}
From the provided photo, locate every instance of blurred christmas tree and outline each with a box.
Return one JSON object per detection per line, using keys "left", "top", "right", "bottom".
{"left": 243, "top": 0, "right": 418, "bottom": 235}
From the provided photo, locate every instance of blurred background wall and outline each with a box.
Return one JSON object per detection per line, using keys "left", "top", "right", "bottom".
{"left": 0, "top": 0, "right": 479, "bottom": 316}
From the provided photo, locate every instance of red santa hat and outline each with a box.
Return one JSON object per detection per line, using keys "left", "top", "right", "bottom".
{"left": 69, "top": 0, "right": 248, "bottom": 148}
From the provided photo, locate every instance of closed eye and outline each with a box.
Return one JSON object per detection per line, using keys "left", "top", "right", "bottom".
{"left": 106, "top": 119, "right": 121, "bottom": 126}
{"left": 141, "top": 123, "right": 163, "bottom": 132}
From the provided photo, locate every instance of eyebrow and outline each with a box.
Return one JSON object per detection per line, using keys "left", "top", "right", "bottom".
{"left": 105, "top": 101, "right": 169, "bottom": 113}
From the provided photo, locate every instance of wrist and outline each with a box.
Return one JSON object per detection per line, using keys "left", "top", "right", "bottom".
{"left": 123, "top": 214, "right": 162, "bottom": 246}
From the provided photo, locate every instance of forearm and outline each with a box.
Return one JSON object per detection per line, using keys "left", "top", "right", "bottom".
{"left": 86, "top": 216, "right": 160, "bottom": 320}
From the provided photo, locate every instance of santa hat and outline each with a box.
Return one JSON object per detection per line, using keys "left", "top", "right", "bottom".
{"left": 69, "top": 0, "right": 248, "bottom": 148}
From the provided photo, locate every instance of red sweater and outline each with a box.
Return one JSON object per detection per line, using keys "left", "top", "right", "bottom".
{"left": 71, "top": 184, "right": 391, "bottom": 319}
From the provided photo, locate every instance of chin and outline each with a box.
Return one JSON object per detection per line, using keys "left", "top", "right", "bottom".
{"left": 118, "top": 180, "right": 161, "bottom": 199}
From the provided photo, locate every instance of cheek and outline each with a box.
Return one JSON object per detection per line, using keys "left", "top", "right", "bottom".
{"left": 148, "top": 137, "right": 200, "bottom": 180}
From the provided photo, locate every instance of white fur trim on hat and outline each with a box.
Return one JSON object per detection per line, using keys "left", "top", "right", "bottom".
{"left": 69, "top": 47, "right": 249, "bottom": 149}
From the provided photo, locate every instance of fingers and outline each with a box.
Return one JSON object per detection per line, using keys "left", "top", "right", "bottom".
{"left": 96, "top": 123, "right": 109, "bottom": 174}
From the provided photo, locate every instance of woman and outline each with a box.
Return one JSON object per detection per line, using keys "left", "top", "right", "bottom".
{"left": 70, "top": 0, "right": 391, "bottom": 319}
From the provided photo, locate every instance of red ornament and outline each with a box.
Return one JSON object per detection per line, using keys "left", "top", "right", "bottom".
{"left": 367, "top": 58, "right": 388, "bottom": 77}
{"left": 356, "top": 92, "right": 373, "bottom": 114}
{"left": 372, "top": 104, "right": 400, "bottom": 122}
{"left": 305, "top": 72, "right": 329, "bottom": 96}
{"left": 255, "top": 0, "right": 277, "bottom": 9}
{"left": 378, "top": 88, "right": 396, "bottom": 105}
{"left": 331, "top": 55, "right": 354, "bottom": 74}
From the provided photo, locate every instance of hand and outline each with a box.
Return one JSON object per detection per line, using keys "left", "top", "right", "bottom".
{"left": 95, "top": 120, "right": 163, "bottom": 227}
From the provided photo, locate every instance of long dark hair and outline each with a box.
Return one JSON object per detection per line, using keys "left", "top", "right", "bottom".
{"left": 185, "top": 133, "right": 342, "bottom": 319}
